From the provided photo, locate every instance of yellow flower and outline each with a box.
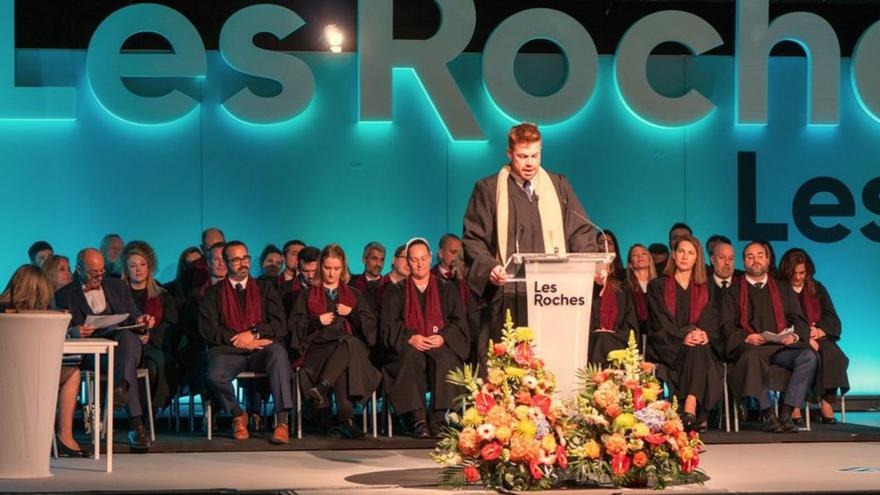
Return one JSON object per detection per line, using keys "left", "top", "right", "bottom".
{"left": 541, "top": 435, "right": 557, "bottom": 452}
{"left": 613, "top": 413, "right": 635, "bottom": 432}
{"left": 641, "top": 386, "right": 658, "bottom": 402}
{"left": 517, "top": 419, "right": 538, "bottom": 439}
{"left": 583, "top": 439, "right": 601, "bottom": 459}
{"left": 462, "top": 407, "right": 483, "bottom": 427}
{"left": 495, "top": 425, "right": 512, "bottom": 444}
{"left": 632, "top": 422, "right": 650, "bottom": 438}
{"left": 515, "top": 327, "right": 535, "bottom": 342}
{"left": 607, "top": 349, "right": 628, "bottom": 362}
{"left": 514, "top": 405, "right": 530, "bottom": 420}
{"left": 488, "top": 368, "right": 506, "bottom": 386}
{"left": 505, "top": 366, "right": 526, "bottom": 378}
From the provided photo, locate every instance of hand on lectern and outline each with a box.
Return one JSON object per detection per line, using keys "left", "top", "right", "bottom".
{"left": 489, "top": 265, "right": 507, "bottom": 286}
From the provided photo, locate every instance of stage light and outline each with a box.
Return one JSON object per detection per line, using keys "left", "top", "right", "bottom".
{"left": 325, "top": 24, "right": 344, "bottom": 53}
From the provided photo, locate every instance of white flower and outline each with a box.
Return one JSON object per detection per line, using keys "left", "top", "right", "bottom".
{"left": 523, "top": 375, "right": 538, "bottom": 389}
{"left": 477, "top": 423, "right": 496, "bottom": 441}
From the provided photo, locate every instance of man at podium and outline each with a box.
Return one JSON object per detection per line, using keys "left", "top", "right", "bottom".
{"left": 462, "top": 123, "right": 598, "bottom": 363}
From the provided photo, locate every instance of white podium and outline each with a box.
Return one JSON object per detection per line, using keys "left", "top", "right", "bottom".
{"left": 509, "top": 252, "right": 615, "bottom": 401}
{"left": 0, "top": 312, "right": 71, "bottom": 478}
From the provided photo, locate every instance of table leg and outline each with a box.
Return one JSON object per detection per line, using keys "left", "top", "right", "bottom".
{"left": 106, "top": 347, "right": 114, "bottom": 473}
{"left": 94, "top": 352, "right": 100, "bottom": 461}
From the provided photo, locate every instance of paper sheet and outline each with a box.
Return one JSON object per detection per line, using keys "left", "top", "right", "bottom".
{"left": 84, "top": 313, "right": 129, "bottom": 329}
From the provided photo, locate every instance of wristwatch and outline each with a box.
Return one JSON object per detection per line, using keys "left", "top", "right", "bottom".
{"left": 250, "top": 328, "right": 260, "bottom": 340}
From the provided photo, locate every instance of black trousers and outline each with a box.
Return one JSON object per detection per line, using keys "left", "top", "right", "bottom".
{"left": 205, "top": 343, "right": 294, "bottom": 414}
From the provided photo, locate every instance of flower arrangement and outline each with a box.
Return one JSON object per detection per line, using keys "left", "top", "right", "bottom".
{"left": 565, "top": 332, "right": 707, "bottom": 489}
{"left": 432, "top": 311, "right": 568, "bottom": 491}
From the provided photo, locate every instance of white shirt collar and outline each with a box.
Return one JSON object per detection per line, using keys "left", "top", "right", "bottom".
{"left": 792, "top": 285, "right": 804, "bottom": 294}
{"left": 744, "top": 274, "right": 768, "bottom": 287}
{"left": 713, "top": 273, "right": 733, "bottom": 288}
{"left": 228, "top": 276, "right": 248, "bottom": 289}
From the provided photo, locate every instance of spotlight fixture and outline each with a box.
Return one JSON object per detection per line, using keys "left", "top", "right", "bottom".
{"left": 324, "top": 24, "right": 344, "bottom": 53}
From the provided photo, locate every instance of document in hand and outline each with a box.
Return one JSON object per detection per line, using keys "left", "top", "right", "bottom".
{"left": 761, "top": 326, "right": 795, "bottom": 344}
{"left": 84, "top": 313, "right": 130, "bottom": 329}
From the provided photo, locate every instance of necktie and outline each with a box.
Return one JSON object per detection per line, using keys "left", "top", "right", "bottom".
{"left": 755, "top": 282, "right": 764, "bottom": 289}
{"left": 522, "top": 180, "right": 534, "bottom": 201}
{"left": 234, "top": 283, "right": 246, "bottom": 311}
{"left": 721, "top": 280, "right": 729, "bottom": 289}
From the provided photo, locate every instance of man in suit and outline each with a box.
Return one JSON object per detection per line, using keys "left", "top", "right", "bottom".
{"left": 199, "top": 241, "right": 294, "bottom": 444}
{"left": 55, "top": 248, "right": 156, "bottom": 450}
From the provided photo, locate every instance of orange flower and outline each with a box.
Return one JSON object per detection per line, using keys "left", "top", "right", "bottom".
{"left": 484, "top": 405, "right": 512, "bottom": 428}
{"left": 515, "top": 388, "right": 532, "bottom": 405}
{"left": 457, "top": 427, "right": 480, "bottom": 456}
{"left": 632, "top": 450, "right": 649, "bottom": 468}
{"left": 681, "top": 453, "right": 700, "bottom": 473}
{"left": 582, "top": 439, "right": 601, "bottom": 459}
{"left": 464, "top": 465, "right": 480, "bottom": 482}
{"left": 493, "top": 342, "right": 506, "bottom": 356}
{"left": 605, "top": 404, "right": 621, "bottom": 418}
{"left": 530, "top": 394, "right": 552, "bottom": 415}
{"left": 592, "top": 371, "right": 608, "bottom": 384}
{"left": 603, "top": 433, "right": 628, "bottom": 456}
{"left": 662, "top": 420, "right": 681, "bottom": 435}
{"left": 473, "top": 392, "right": 496, "bottom": 415}
{"left": 510, "top": 434, "right": 542, "bottom": 462}
{"left": 624, "top": 379, "right": 640, "bottom": 390}
{"left": 514, "top": 342, "right": 534, "bottom": 366}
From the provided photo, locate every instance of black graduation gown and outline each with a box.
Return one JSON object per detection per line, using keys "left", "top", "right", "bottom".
{"left": 379, "top": 278, "right": 469, "bottom": 414}
{"left": 198, "top": 278, "right": 287, "bottom": 359}
{"left": 587, "top": 284, "right": 639, "bottom": 366}
{"left": 795, "top": 281, "right": 849, "bottom": 396}
{"left": 289, "top": 286, "right": 381, "bottom": 402}
{"left": 647, "top": 277, "right": 723, "bottom": 417}
{"left": 131, "top": 287, "right": 180, "bottom": 409}
{"left": 462, "top": 171, "right": 597, "bottom": 364}
{"left": 723, "top": 281, "right": 814, "bottom": 402}
{"left": 624, "top": 278, "right": 651, "bottom": 356}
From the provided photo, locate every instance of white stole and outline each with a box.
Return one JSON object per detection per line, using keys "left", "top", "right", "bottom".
{"left": 495, "top": 165, "right": 567, "bottom": 262}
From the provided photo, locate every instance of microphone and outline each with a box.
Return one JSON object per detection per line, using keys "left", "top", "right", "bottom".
{"left": 515, "top": 224, "right": 525, "bottom": 255}
{"left": 563, "top": 198, "right": 609, "bottom": 254}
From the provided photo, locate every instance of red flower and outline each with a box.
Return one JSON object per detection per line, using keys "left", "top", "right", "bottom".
{"left": 530, "top": 394, "right": 552, "bottom": 415}
{"left": 632, "top": 388, "right": 645, "bottom": 411}
{"left": 681, "top": 454, "right": 700, "bottom": 473}
{"left": 632, "top": 450, "right": 649, "bottom": 468}
{"left": 611, "top": 454, "right": 631, "bottom": 476}
{"left": 515, "top": 389, "right": 532, "bottom": 405}
{"left": 529, "top": 458, "right": 544, "bottom": 480}
{"left": 556, "top": 445, "right": 568, "bottom": 470}
{"left": 514, "top": 342, "right": 534, "bottom": 366}
{"left": 645, "top": 433, "right": 666, "bottom": 445}
{"left": 493, "top": 343, "right": 506, "bottom": 356}
{"left": 473, "top": 392, "right": 495, "bottom": 415}
{"left": 688, "top": 430, "right": 699, "bottom": 440}
{"left": 481, "top": 442, "right": 502, "bottom": 461}
{"left": 592, "top": 371, "right": 608, "bottom": 384}
{"left": 464, "top": 466, "right": 480, "bottom": 483}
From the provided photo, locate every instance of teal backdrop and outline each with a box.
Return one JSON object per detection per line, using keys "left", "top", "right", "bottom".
{"left": 2, "top": 49, "right": 878, "bottom": 394}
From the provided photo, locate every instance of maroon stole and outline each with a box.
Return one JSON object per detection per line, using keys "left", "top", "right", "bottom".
{"left": 739, "top": 277, "right": 786, "bottom": 334}
{"left": 144, "top": 295, "right": 164, "bottom": 324}
{"left": 630, "top": 284, "right": 648, "bottom": 322}
{"left": 797, "top": 286, "right": 822, "bottom": 326}
{"left": 431, "top": 264, "right": 468, "bottom": 309}
{"left": 663, "top": 276, "right": 709, "bottom": 326}
{"left": 404, "top": 275, "right": 445, "bottom": 337}
{"left": 598, "top": 285, "right": 618, "bottom": 330}
{"left": 307, "top": 284, "right": 356, "bottom": 334}
{"left": 219, "top": 277, "right": 263, "bottom": 333}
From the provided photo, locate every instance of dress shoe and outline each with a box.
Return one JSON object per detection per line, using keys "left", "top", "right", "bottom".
{"left": 681, "top": 412, "right": 698, "bottom": 432}
{"left": 792, "top": 417, "right": 805, "bottom": 428}
{"left": 429, "top": 421, "right": 447, "bottom": 438}
{"left": 780, "top": 414, "right": 799, "bottom": 433}
{"left": 270, "top": 423, "right": 290, "bottom": 445}
{"left": 56, "top": 436, "right": 89, "bottom": 458}
{"left": 819, "top": 415, "right": 838, "bottom": 425}
{"left": 411, "top": 420, "right": 431, "bottom": 439}
{"left": 127, "top": 425, "right": 151, "bottom": 451}
{"left": 763, "top": 409, "right": 783, "bottom": 433}
{"left": 113, "top": 382, "right": 129, "bottom": 410}
{"left": 332, "top": 418, "right": 365, "bottom": 439}
{"left": 250, "top": 412, "right": 264, "bottom": 432}
{"left": 308, "top": 379, "right": 332, "bottom": 409}
{"left": 232, "top": 412, "right": 250, "bottom": 440}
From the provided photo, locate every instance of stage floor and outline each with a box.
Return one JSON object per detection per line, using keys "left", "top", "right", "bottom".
{"left": 2, "top": 442, "right": 880, "bottom": 494}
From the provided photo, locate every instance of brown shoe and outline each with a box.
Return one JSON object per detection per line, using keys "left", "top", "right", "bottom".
{"left": 270, "top": 423, "right": 289, "bottom": 445}
{"left": 232, "top": 413, "right": 250, "bottom": 440}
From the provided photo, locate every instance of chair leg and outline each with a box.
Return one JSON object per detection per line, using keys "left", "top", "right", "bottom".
{"left": 733, "top": 398, "right": 740, "bottom": 433}
{"left": 295, "top": 370, "right": 302, "bottom": 440}
{"left": 805, "top": 401, "right": 811, "bottom": 431}
{"left": 386, "top": 393, "right": 393, "bottom": 438}
{"left": 371, "top": 392, "right": 378, "bottom": 438}
{"left": 723, "top": 364, "right": 731, "bottom": 433}
{"left": 189, "top": 393, "right": 195, "bottom": 433}
{"left": 52, "top": 435, "right": 59, "bottom": 459}
{"left": 841, "top": 395, "right": 847, "bottom": 424}
{"left": 206, "top": 402, "right": 212, "bottom": 440}
{"left": 144, "top": 373, "right": 156, "bottom": 442}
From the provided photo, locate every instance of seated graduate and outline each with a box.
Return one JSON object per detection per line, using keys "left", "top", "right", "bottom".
{"left": 199, "top": 241, "right": 293, "bottom": 444}
{"left": 431, "top": 233, "right": 469, "bottom": 308}
{"left": 54, "top": 248, "right": 157, "bottom": 450}
{"left": 349, "top": 241, "right": 386, "bottom": 311}
{"left": 290, "top": 244, "right": 380, "bottom": 439}
{"left": 281, "top": 245, "right": 320, "bottom": 316}
{"left": 100, "top": 233, "right": 125, "bottom": 278}
{"left": 647, "top": 235, "right": 723, "bottom": 431}
{"left": 779, "top": 248, "right": 848, "bottom": 424}
{"left": 42, "top": 254, "right": 73, "bottom": 292}
{"left": 170, "top": 246, "right": 214, "bottom": 404}
{"left": 624, "top": 243, "right": 656, "bottom": 356}
{"left": 724, "top": 241, "right": 817, "bottom": 433}
{"left": 597, "top": 229, "right": 625, "bottom": 280}
{"left": 380, "top": 238, "right": 469, "bottom": 438}
{"left": 588, "top": 264, "right": 639, "bottom": 366}
{"left": 258, "top": 244, "right": 284, "bottom": 282}
{"left": 277, "top": 239, "right": 306, "bottom": 298}
{"left": 121, "top": 241, "right": 180, "bottom": 415}
{"left": 28, "top": 240, "right": 54, "bottom": 268}
{"left": 1, "top": 265, "right": 90, "bottom": 457}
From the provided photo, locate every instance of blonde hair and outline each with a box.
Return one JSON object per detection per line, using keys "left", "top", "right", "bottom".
{"left": 664, "top": 235, "right": 707, "bottom": 285}
{"left": 41, "top": 254, "right": 71, "bottom": 290}
{"left": 625, "top": 243, "right": 656, "bottom": 288}
{"left": 122, "top": 240, "right": 162, "bottom": 299}
{"left": 0, "top": 265, "right": 54, "bottom": 310}
{"left": 317, "top": 244, "right": 351, "bottom": 285}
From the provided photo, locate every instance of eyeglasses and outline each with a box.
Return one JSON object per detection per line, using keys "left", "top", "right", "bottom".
{"left": 79, "top": 267, "right": 105, "bottom": 278}
{"left": 226, "top": 255, "right": 251, "bottom": 265}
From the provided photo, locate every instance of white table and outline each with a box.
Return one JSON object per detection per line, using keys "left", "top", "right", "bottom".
{"left": 63, "top": 339, "right": 118, "bottom": 473}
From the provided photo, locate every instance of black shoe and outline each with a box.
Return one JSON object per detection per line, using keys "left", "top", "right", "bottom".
{"left": 819, "top": 415, "right": 838, "bottom": 425}
{"left": 333, "top": 418, "right": 366, "bottom": 439}
{"left": 55, "top": 436, "right": 89, "bottom": 458}
{"left": 127, "top": 425, "right": 151, "bottom": 451}
{"left": 113, "top": 382, "right": 129, "bottom": 410}
{"left": 792, "top": 417, "right": 805, "bottom": 428}
{"left": 308, "top": 379, "right": 332, "bottom": 409}
{"left": 411, "top": 420, "right": 431, "bottom": 439}
{"left": 764, "top": 409, "right": 783, "bottom": 433}
{"left": 681, "top": 412, "right": 698, "bottom": 432}
{"left": 780, "top": 415, "right": 799, "bottom": 433}
{"left": 429, "top": 421, "right": 447, "bottom": 438}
